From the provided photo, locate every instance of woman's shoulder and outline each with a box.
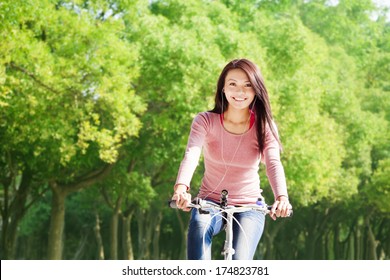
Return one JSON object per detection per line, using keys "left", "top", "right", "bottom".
{"left": 193, "top": 111, "right": 219, "bottom": 122}
{"left": 191, "top": 111, "right": 219, "bottom": 130}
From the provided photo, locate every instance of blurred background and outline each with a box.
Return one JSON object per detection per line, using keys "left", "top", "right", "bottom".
{"left": 0, "top": 0, "right": 389, "bottom": 260}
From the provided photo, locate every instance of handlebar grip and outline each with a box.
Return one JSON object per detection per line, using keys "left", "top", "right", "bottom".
{"left": 168, "top": 200, "right": 178, "bottom": 209}
{"left": 168, "top": 198, "right": 203, "bottom": 209}
{"left": 267, "top": 206, "right": 293, "bottom": 217}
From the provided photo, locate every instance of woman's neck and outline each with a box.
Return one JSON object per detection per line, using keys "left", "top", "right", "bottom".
{"left": 223, "top": 107, "right": 251, "bottom": 124}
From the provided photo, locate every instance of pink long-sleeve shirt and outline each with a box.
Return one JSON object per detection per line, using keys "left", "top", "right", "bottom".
{"left": 175, "top": 111, "right": 288, "bottom": 205}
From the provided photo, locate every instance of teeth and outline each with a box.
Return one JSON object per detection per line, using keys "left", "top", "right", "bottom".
{"left": 234, "top": 97, "right": 245, "bottom": 101}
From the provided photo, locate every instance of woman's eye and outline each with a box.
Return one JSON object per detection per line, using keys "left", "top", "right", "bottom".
{"left": 245, "top": 83, "right": 252, "bottom": 87}
{"left": 229, "top": 82, "right": 236, "bottom": 86}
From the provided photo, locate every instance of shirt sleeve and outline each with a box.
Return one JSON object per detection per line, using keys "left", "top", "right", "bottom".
{"left": 262, "top": 121, "right": 289, "bottom": 199}
{"left": 175, "top": 113, "right": 209, "bottom": 189}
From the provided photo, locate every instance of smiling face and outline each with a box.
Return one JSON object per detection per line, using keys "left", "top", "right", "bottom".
{"left": 223, "top": 68, "right": 256, "bottom": 111}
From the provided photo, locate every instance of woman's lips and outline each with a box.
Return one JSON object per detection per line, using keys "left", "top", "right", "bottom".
{"left": 233, "top": 97, "right": 246, "bottom": 102}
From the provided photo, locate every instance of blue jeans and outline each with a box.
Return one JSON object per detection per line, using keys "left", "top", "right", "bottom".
{"left": 187, "top": 204, "right": 265, "bottom": 260}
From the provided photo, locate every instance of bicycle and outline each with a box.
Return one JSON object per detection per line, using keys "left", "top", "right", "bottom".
{"left": 169, "top": 189, "right": 292, "bottom": 260}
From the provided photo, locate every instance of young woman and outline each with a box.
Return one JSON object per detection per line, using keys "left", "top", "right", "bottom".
{"left": 171, "top": 58, "right": 292, "bottom": 260}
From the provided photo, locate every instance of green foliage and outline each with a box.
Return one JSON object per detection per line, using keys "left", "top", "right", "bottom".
{"left": 0, "top": 0, "right": 145, "bottom": 259}
{"left": 0, "top": 0, "right": 145, "bottom": 176}
{"left": 365, "top": 158, "right": 390, "bottom": 213}
{"left": 18, "top": 191, "right": 51, "bottom": 237}
{"left": 99, "top": 161, "right": 156, "bottom": 210}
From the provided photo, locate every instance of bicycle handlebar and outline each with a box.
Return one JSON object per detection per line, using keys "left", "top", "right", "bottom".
{"left": 169, "top": 195, "right": 293, "bottom": 217}
{"left": 169, "top": 197, "right": 213, "bottom": 210}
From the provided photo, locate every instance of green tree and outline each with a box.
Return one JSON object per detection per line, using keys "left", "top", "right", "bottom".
{"left": 0, "top": 0, "right": 145, "bottom": 259}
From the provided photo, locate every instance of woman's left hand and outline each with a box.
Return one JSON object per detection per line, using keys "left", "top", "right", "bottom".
{"left": 270, "top": 196, "right": 292, "bottom": 220}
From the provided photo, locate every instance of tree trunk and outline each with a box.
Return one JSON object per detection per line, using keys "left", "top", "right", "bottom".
{"left": 94, "top": 212, "right": 105, "bottom": 260}
{"left": 347, "top": 231, "right": 354, "bottom": 260}
{"left": 305, "top": 229, "right": 318, "bottom": 259}
{"left": 324, "top": 231, "right": 330, "bottom": 259}
{"left": 364, "top": 214, "right": 377, "bottom": 260}
{"left": 109, "top": 194, "right": 123, "bottom": 260}
{"left": 137, "top": 209, "right": 147, "bottom": 259}
{"left": 47, "top": 164, "right": 113, "bottom": 260}
{"left": 333, "top": 224, "right": 340, "bottom": 259}
{"left": 263, "top": 221, "right": 284, "bottom": 259}
{"left": 48, "top": 184, "right": 67, "bottom": 260}
{"left": 152, "top": 211, "right": 163, "bottom": 259}
{"left": 354, "top": 220, "right": 362, "bottom": 259}
{"left": 72, "top": 231, "right": 88, "bottom": 259}
{"left": 110, "top": 211, "right": 120, "bottom": 260}
{"left": 137, "top": 208, "right": 156, "bottom": 259}
{"left": 122, "top": 212, "right": 134, "bottom": 260}
{"left": 1, "top": 169, "right": 32, "bottom": 259}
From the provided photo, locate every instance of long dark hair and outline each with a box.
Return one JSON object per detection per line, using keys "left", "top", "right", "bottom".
{"left": 210, "top": 58, "right": 282, "bottom": 154}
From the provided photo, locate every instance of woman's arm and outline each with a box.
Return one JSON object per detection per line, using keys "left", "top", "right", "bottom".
{"left": 172, "top": 113, "right": 210, "bottom": 210}
{"left": 262, "top": 122, "right": 291, "bottom": 219}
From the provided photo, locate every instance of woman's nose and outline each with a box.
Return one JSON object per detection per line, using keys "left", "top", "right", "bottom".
{"left": 237, "top": 87, "right": 245, "bottom": 94}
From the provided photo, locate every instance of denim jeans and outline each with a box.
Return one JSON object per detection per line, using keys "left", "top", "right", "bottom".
{"left": 187, "top": 203, "right": 265, "bottom": 260}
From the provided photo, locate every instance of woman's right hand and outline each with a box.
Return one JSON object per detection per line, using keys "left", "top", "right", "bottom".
{"left": 172, "top": 184, "right": 192, "bottom": 212}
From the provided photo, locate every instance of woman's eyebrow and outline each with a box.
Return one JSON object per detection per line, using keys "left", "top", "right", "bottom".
{"left": 226, "top": 78, "right": 250, "bottom": 82}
